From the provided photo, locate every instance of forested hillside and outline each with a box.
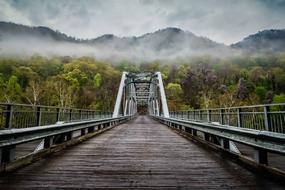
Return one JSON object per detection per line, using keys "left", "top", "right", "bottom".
{"left": 0, "top": 54, "right": 284, "bottom": 111}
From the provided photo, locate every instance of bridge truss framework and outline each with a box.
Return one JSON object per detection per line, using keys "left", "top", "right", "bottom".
{"left": 113, "top": 72, "right": 169, "bottom": 118}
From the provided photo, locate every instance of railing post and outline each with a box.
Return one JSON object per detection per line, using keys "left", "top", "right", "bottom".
{"left": 44, "top": 137, "right": 53, "bottom": 149}
{"left": 264, "top": 106, "right": 271, "bottom": 131}
{"left": 199, "top": 110, "right": 202, "bottom": 121}
{"left": 69, "top": 109, "right": 72, "bottom": 121}
{"left": 36, "top": 106, "right": 42, "bottom": 126}
{"left": 66, "top": 132, "right": 72, "bottom": 141}
{"left": 1, "top": 145, "right": 16, "bottom": 163}
{"left": 79, "top": 110, "right": 82, "bottom": 120}
{"left": 187, "top": 111, "right": 190, "bottom": 120}
{"left": 192, "top": 129, "right": 197, "bottom": 136}
{"left": 220, "top": 109, "right": 224, "bottom": 125}
{"left": 5, "top": 104, "right": 13, "bottom": 129}
{"left": 204, "top": 132, "right": 210, "bottom": 141}
{"left": 81, "top": 128, "right": 86, "bottom": 136}
{"left": 207, "top": 110, "right": 211, "bottom": 122}
{"left": 222, "top": 138, "right": 230, "bottom": 149}
{"left": 56, "top": 108, "right": 60, "bottom": 122}
{"left": 254, "top": 148, "right": 268, "bottom": 165}
{"left": 237, "top": 108, "right": 242, "bottom": 127}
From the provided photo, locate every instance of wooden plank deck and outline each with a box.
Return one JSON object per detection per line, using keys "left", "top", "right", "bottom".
{"left": 0, "top": 116, "right": 284, "bottom": 189}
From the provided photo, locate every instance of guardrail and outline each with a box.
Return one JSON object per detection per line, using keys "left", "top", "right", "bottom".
{"left": 170, "top": 103, "right": 285, "bottom": 133}
{"left": 0, "top": 115, "right": 134, "bottom": 172}
{"left": 0, "top": 103, "right": 112, "bottom": 129}
{"left": 152, "top": 115, "right": 285, "bottom": 175}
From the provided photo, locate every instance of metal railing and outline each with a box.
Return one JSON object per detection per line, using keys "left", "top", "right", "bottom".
{"left": 169, "top": 103, "right": 285, "bottom": 133}
{"left": 0, "top": 103, "right": 112, "bottom": 129}
{"left": 152, "top": 115, "right": 285, "bottom": 170}
{"left": 0, "top": 115, "right": 134, "bottom": 172}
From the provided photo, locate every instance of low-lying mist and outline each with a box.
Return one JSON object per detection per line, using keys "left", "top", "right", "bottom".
{"left": 1, "top": 23, "right": 284, "bottom": 62}
{"left": 0, "top": 28, "right": 242, "bottom": 62}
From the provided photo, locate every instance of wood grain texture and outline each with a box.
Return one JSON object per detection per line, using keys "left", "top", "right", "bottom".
{"left": 0, "top": 116, "right": 283, "bottom": 189}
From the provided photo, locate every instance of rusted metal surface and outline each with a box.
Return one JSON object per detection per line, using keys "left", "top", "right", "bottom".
{"left": 0, "top": 116, "right": 284, "bottom": 189}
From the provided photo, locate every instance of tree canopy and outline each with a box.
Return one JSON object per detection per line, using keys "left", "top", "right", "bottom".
{"left": 0, "top": 54, "right": 284, "bottom": 111}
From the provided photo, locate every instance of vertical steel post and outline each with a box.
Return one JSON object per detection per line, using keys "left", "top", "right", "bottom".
{"left": 124, "top": 99, "right": 128, "bottom": 116}
{"left": 220, "top": 109, "right": 224, "bottom": 125}
{"left": 56, "top": 108, "right": 60, "bottom": 122}
{"left": 152, "top": 100, "right": 155, "bottom": 115}
{"left": 5, "top": 104, "right": 13, "bottom": 129}
{"left": 156, "top": 99, "right": 160, "bottom": 116}
{"left": 254, "top": 148, "right": 268, "bottom": 165}
{"left": 222, "top": 138, "right": 230, "bottom": 149}
{"left": 44, "top": 137, "right": 53, "bottom": 149}
{"left": 207, "top": 110, "right": 211, "bottom": 122}
{"left": 36, "top": 106, "right": 42, "bottom": 126}
{"left": 113, "top": 72, "right": 128, "bottom": 118}
{"left": 1, "top": 145, "right": 15, "bottom": 163}
{"left": 156, "top": 72, "right": 169, "bottom": 118}
{"left": 237, "top": 108, "right": 242, "bottom": 127}
{"left": 79, "top": 110, "right": 82, "bottom": 120}
{"left": 264, "top": 106, "right": 271, "bottom": 131}
{"left": 69, "top": 109, "right": 72, "bottom": 121}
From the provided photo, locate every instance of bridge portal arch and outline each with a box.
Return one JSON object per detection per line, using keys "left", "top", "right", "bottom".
{"left": 112, "top": 72, "right": 169, "bottom": 118}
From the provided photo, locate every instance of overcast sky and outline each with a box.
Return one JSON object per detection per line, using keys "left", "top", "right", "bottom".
{"left": 0, "top": 0, "right": 285, "bottom": 44}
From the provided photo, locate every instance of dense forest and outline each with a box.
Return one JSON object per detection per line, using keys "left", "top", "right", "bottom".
{"left": 0, "top": 54, "right": 285, "bottom": 111}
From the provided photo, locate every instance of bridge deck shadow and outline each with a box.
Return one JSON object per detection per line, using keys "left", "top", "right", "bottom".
{"left": 0, "top": 116, "right": 283, "bottom": 189}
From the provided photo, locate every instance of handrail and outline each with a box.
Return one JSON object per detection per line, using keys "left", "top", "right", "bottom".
{"left": 0, "top": 116, "right": 130, "bottom": 148}
{"left": 0, "top": 115, "right": 134, "bottom": 171}
{"left": 152, "top": 115, "right": 285, "bottom": 169}
{"left": 153, "top": 116, "right": 285, "bottom": 153}
{"left": 174, "top": 103, "right": 285, "bottom": 112}
{"left": 0, "top": 103, "right": 113, "bottom": 129}
{"left": 0, "top": 102, "right": 104, "bottom": 112}
{"left": 169, "top": 103, "right": 285, "bottom": 133}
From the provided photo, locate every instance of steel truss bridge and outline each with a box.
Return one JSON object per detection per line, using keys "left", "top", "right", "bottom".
{"left": 0, "top": 72, "right": 284, "bottom": 189}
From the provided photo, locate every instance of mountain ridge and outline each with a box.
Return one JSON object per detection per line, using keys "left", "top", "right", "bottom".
{"left": 1, "top": 21, "right": 285, "bottom": 60}
{"left": 0, "top": 22, "right": 223, "bottom": 45}
{"left": 231, "top": 29, "right": 285, "bottom": 52}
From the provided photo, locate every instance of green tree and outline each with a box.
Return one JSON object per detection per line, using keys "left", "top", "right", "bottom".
{"left": 1, "top": 75, "right": 22, "bottom": 103}
{"left": 273, "top": 94, "right": 285, "bottom": 103}
{"left": 93, "top": 73, "right": 102, "bottom": 88}
{"left": 255, "top": 86, "right": 267, "bottom": 103}
{"left": 166, "top": 83, "right": 184, "bottom": 110}
{"left": 25, "top": 80, "right": 43, "bottom": 106}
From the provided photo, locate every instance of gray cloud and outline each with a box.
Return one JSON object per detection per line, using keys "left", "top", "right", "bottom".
{"left": 1, "top": 0, "right": 285, "bottom": 44}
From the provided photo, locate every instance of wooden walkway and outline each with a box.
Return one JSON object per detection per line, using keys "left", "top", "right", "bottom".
{"left": 0, "top": 116, "right": 283, "bottom": 189}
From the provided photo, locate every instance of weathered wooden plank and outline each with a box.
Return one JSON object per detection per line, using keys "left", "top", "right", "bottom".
{"left": 0, "top": 116, "right": 284, "bottom": 189}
